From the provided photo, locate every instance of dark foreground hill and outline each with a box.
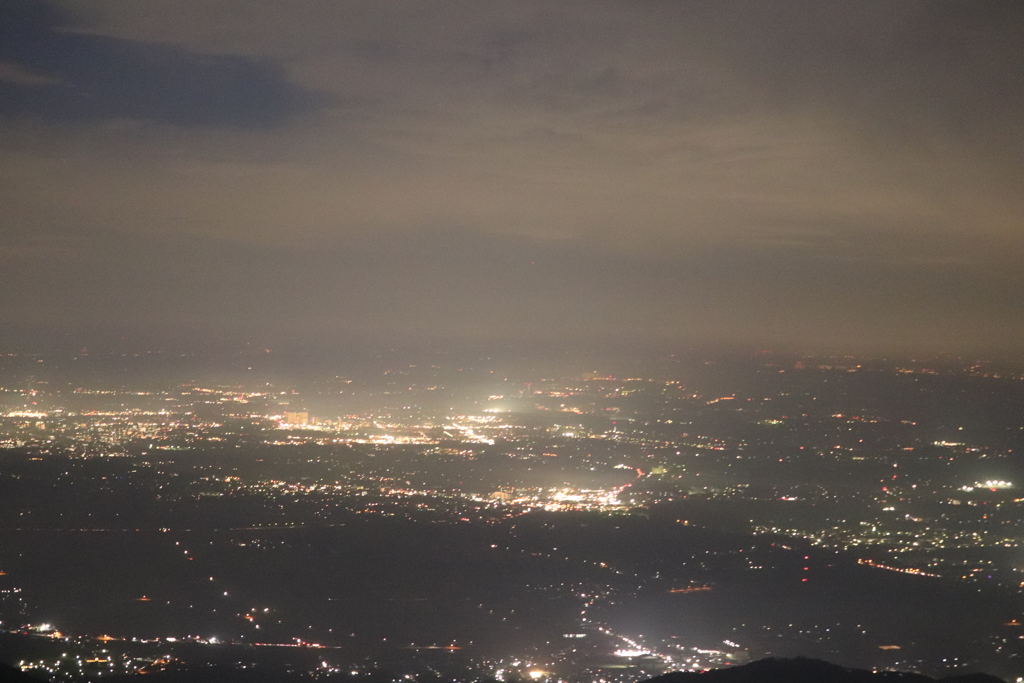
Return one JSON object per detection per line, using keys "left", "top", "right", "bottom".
{"left": 0, "top": 663, "right": 46, "bottom": 683}
{"left": 644, "top": 658, "right": 1004, "bottom": 683}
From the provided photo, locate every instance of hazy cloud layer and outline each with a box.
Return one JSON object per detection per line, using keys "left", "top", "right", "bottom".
{"left": 2, "top": 0, "right": 1022, "bottom": 353}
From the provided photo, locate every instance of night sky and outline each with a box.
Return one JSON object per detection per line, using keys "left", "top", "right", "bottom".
{"left": 2, "top": 0, "right": 1022, "bottom": 355}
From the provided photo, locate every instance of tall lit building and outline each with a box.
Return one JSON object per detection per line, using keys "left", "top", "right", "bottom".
{"left": 283, "top": 411, "right": 309, "bottom": 426}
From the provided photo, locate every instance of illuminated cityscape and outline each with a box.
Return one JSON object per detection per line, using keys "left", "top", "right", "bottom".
{"left": 2, "top": 0, "right": 1023, "bottom": 681}
{"left": 2, "top": 351, "right": 1024, "bottom": 681}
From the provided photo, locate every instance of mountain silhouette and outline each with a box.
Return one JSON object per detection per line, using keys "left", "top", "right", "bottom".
{"left": 643, "top": 658, "right": 1005, "bottom": 683}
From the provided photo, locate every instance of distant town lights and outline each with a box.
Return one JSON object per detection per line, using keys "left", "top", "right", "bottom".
{"left": 962, "top": 480, "right": 1013, "bottom": 491}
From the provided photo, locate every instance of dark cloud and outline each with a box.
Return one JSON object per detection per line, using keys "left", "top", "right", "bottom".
{"left": 0, "top": 0, "right": 325, "bottom": 128}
